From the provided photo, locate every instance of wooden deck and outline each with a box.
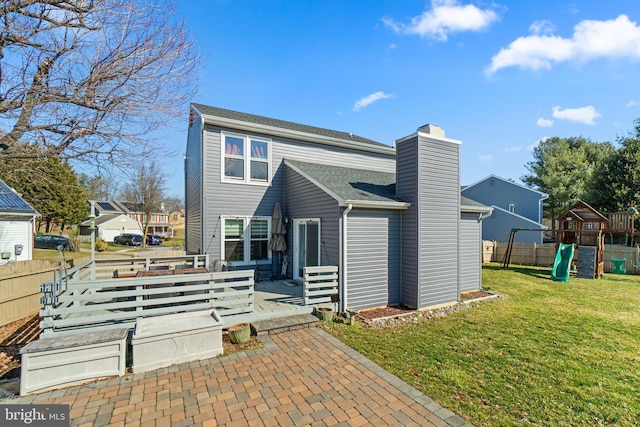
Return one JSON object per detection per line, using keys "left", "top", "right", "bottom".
{"left": 222, "top": 279, "right": 323, "bottom": 326}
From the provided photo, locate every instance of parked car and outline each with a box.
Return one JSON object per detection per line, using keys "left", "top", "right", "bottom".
{"left": 146, "top": 234, "right": 163, "bottom": 246}
{"left": 34, "top": 234, "right": 70, "bottom": 250}
{"left": 113, "top": 233, "right": 142, "bottom": 246}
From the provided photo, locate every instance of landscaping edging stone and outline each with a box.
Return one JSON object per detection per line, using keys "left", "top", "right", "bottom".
{"left": 358, "top": 293, "right": 503, "bottom": 328}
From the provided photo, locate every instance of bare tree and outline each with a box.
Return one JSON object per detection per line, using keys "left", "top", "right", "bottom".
{"left": 120, "top": 161, "right": 166, "bottom": 248}
{"left": 0, "top": 0, "right": 198, "bottom": 166}
{"left": 162, "top": 195, "right": 184, "bottom": 213}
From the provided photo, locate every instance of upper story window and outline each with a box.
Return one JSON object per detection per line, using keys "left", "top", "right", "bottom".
{"left": 222, "top": 133, "right": 271, "bottom": 184}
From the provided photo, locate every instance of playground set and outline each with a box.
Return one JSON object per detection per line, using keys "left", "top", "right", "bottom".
{"left": 501, "top": 200, "right": 638, "bottom": 282}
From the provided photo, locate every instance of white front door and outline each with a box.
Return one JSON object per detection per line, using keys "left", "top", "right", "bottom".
{"left": 293, "top": 219, "right": 320, "bottom": 281}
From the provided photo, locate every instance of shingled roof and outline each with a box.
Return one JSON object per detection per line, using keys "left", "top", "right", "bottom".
{"left": 192, "top": 104, "right": 391, "bottom": 150}
{"left": 285, "top": 159, "right": 408, "bottom": 208}
{"left": 0, "top": 179, "right": 38, "bottom": 215}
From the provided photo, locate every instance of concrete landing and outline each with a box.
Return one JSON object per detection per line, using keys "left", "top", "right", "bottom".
{"left": 251, "top": 313, "right": 319, "bottom": 336}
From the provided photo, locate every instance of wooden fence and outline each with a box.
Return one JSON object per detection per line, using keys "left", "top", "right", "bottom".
{"left": 40, "top": 255, "right": 254, "bottom": 335}
{"left": 0, "top": 260, "right": 64, "bottom": 327}
{"left": 303, "top": 266, "right": 339, "bottom": 305}
{"left": 484, "top": 241, "right": 640, "bottom": 274}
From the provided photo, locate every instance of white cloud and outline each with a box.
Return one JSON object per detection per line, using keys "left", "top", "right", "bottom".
{"left": 504, "top": 145, "right": 522, "bottom": 152}
{"left": 627, "top": 100, "right": 638, "bottom": 107}
{"left": 479, "top": 154, "right": 493, "bottom": 162}
{"left": 353, "top": 91, "right": 393, "bottom": 112}
{"left": 552, "top": 105, "right": 601, "bottom": 125}
{"left": 529, "top": 20, "right": 554, "bottom": 35}
{"left": 537, "top": 117, "right": 554, "bottom": 127}
{"left": 382, "top": 0, "right": 500, "bottom": 41}
{"left": 486, "top": 14, "right": 640, "bottom": 74}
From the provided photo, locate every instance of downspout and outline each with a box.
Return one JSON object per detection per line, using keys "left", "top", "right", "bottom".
{"left": 340, "top": 204, "right": 353, "bottom": 312}
{"left": 479, "top": 210, "right": 493, "bottom": 221}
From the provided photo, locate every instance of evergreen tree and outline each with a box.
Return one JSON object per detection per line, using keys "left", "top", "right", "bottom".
{"left": 588, "top": 118, "right": 640, "bottom": 214}
{"left": 0, "top": 158, "right": 88, "bottom": 232}
{"left": 522, "top": 137, "right": 612, "bottom": 229}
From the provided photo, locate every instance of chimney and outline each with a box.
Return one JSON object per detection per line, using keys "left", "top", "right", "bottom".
{"left": 418, "top": 123, "right": 445, "bottom": 138}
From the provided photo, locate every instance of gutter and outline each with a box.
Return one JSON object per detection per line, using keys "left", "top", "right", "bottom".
{"left": 479, "top": 207, "right": 493, "bottom": 221}
{"left": 340, "top": 203, "right": 353, "bottom": 312}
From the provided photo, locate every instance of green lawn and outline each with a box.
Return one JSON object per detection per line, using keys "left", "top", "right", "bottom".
{"left": 327, "top": 264, "right": 640, "bottom": 427}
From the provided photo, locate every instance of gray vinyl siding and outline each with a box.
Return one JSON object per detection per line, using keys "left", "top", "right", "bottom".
{"left": 395, "top": 137, "right": 419, "bottom": 308}
{"left": 459, "top": 213, "right": 482, "bottom": 292}
{"left": 462, "top": 177, "right": 544, "bottom": 223}
{"left": 284, "top": 166, "right": 340, "bottom": 269}
{"left": 185, "top": 119, "right": 203, "bottom": 254}
{"left": 418, "top": 135, "right": 460, "bottom": 307}
{"left": 346, "top": 210, "right": 401, "bottom": 311}
{"left": 482, "top": 208, "right": 544, "bottom": 244}
{"left": 198, "top": 123, "right": 395, "bottom": 258}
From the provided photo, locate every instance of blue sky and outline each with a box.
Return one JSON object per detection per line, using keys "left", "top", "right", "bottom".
{"left": 163, "top": 0, "right": 640, "bottom": 196}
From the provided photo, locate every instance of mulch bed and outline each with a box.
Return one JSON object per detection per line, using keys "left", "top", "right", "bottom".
{"left": 354, "top": 291, "right": 500, "bottom": 327}
{"left": 0, "top": 314, "right": 41, "bottom": 380}
{"left": 222, "top": 331, "right": 263, "bottom": 354}
{"left": 356, "top": 304, "right": 416, "bottom": 320}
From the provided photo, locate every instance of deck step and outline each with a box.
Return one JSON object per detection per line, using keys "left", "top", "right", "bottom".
{"left": 252, "top": 313, "right": 319, "bottom": 336}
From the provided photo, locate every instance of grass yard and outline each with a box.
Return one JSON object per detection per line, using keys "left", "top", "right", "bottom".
{"left": 327, "top": 264, "right": 640, "bottom": 426}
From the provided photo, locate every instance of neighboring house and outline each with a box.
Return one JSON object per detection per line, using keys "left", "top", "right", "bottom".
{"left": 79, "top": 200, "right": 170, "bottom": 242}
{"left": 185, "top": 104, "right": 492, "bottom": 312}
{"left": 0, "top": 179, "right": 39, "bottom": 263}
{"left": 461, "top": 174, "right": 548, "bottom": 244}
{"left": 169, "top": 209, "right": 185, "bottom": 232}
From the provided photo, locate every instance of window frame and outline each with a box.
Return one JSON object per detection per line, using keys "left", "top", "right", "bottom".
{"left": 221, "top": 216, "right": 272, "bottom": 265}
{"left": 221, "top": 132, "right": 272, "bottom": 185}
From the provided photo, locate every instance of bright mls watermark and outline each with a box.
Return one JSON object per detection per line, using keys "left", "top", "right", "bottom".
{"left": 1, "top": 405, "right": 69, "bottom": 426}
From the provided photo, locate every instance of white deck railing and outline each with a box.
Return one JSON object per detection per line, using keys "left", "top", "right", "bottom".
{"left": 40, "top": 255, "right": 254, "bottom": 336}
{"left": 303, "top": 266, "right": 339, "bottom": 305}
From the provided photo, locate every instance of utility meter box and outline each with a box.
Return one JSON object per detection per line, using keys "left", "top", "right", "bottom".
{"left": 15, "top": 244, "right": 23, "bottom": 256}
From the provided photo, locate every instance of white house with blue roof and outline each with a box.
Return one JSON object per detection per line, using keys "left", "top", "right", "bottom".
{"left": 0, "top": 179, "right": 39, "bottom": 263}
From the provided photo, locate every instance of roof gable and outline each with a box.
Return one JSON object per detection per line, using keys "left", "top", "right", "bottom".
{"left": 464, "top": 174, "right": 548, "bottom": 198}
{"left": 490, "top": 205, "right": 547, "bottom": 228}
{"left": 556, "top": 200, "right": 608, "bottom": 223}
{"left": 284, "top": 159, "right": 409, "bottom": 209}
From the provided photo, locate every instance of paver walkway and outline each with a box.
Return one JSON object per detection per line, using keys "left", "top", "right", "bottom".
{"left": 3, "top": 328, "right": 473, "bottom": 427}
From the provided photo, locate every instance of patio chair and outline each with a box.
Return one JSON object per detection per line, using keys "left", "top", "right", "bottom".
{"left": 255, "top": 261, "right": 273, "bottom": 282}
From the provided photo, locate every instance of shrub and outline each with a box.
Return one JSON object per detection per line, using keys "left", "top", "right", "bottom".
{"left": 95, "top": 239, "right": 108, "bottom": 252}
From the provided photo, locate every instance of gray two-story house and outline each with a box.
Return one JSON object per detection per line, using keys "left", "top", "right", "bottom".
{"left": 461, "top": 175, "right": 547, "bottom": 244}
{"left": 185, "top": 104, "right": 491, "bottom": 312}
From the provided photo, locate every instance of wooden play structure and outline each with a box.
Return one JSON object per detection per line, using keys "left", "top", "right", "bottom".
{"left": 555, "top": 201, "right": 607, "bottom": 279}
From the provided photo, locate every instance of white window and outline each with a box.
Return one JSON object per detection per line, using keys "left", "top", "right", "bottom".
{"left": 222, "top": 217, "right": 271, "bottom": 264}
{"left": 222, "top": 133, "right": 271, "bottom": 184}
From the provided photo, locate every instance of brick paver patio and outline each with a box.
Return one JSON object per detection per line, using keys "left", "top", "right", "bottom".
{"left": 3, "top": 328, "right": 473, "bottom": 427}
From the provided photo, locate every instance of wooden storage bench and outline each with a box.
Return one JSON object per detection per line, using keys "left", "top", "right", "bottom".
{"left": 20, "top": 328, "right": 128, "bottom": 396}
{"left": 131, "top": 309, "right": 223, "bottom": 373}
